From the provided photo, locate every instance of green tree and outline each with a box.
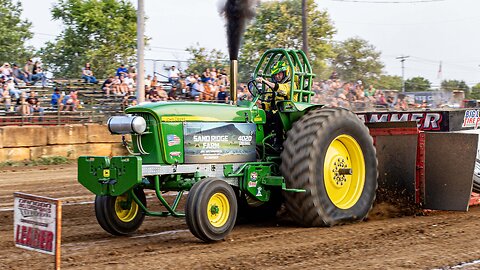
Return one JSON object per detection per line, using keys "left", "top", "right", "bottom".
{"left": 39, "top": 0, "right": 138, "bottom": 79}
{"left": 468, "top": 83, "right": 480, "bottom": 99}
{"left": 0, "top": 0, "right": 33, "bottom": 64}
{"left": 441, "top": 79, "right": 469, "bottom": 92}
{"left": 332, "top": 37, "right": 384, "bottom": 83}
{"left": 404, "top": 76, "right": 431, "bottom": 92}
{"left": 371, "top": 75, "right": 402, "bottom": 90}
{"left": 185, "top": 44, "right": 228, "bottom": 75}
{"left": 238, "top": 0, "right": 336, "bottom": 82}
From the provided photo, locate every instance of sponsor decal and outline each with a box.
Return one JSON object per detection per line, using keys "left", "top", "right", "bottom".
{"left": 184, "top": 122, "right": 256, "bottom": 163}
{"left": 256, "top": 186, "right": 263, "bottom": 197}
{"left": 357, "top": 112, "right": 443, "bottom": 131}
{"left": 248, "top": 181, "right": 257, "bottom": 188}
{"left": 167, "top": 134, "right": 181, "bottom": 146}
{"left": 250, "top": 172, "right": 258, "bottom": 181}
{"left": 169, "top": 151, "right": 181, "bottom": 157}
{"left": 462, "top": 110, "right": 480, "bottom": 129}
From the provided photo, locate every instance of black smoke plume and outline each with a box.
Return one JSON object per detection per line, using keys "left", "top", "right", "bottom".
{"left": 220, "top": 0, "right": 257, "bottom": 60}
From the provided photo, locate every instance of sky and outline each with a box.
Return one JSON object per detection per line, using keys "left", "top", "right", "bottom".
{"left": 19, "top": 0, "right": 480, "bottom": 86}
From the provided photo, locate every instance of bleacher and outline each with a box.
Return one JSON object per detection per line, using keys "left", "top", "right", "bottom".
{"left": 0, "top": 79, "right": 125, "bottom": 126}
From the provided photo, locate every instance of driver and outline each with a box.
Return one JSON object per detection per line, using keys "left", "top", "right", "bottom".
{"left": 255, "top": 61, "right": 297, "bottom": 107}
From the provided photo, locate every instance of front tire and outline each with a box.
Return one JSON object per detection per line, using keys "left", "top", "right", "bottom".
{"left": 185, "top": 178, "right": 237, "bottom": 242}
{"left": 95, "top": 188, "right": 146, "bottom": 235}
{"left": 280, "top": 107, "right": 378, "bottom": 226}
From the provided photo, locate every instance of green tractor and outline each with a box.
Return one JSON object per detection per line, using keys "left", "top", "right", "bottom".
{"left": 78, "top": 49, "right": 378, "bottom": 242}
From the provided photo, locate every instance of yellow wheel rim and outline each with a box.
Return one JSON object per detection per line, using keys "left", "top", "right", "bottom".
{"left": 207, "top": 193, "right": 230, "bottom": 228}
{"left": 115, "top": 194, "right": 139, "bottom": 223}
{"left": 324, "top": 135, "right": 365, "bottom": 209}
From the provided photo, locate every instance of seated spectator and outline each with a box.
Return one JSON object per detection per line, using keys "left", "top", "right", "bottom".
{"left": 190, "top": 79, "right": 200, "bottom": 99}
{"left": 116, "top": 64, "right": 128, "bottom": 77}
{"left": 51, "top": 87, "right": 62, "bottom": 108}
{"left": 156, "top": 85, "right": 168, "bottom": 101}
{"left": 125, "top": 74, "right": 135, "bottom": 95}
{"left": 201, "top": 68, "right": 211, "bottom": 83}
{"left": 101, "top": 76, "right": 114, "bottom": 96}
{"left": 32, "top": 61, "right": 47, "bottom": 87}
{"left": 201, "top": 81, "right": 214, "bottom": 101}
{"left": 168, "top": 85, "right": 179, "bottom": 100}
{"left": 0, "top": 63, "right": 13, "bottom": 77}
{"left": 6, "top": 77, "right": 22, "bottom": 99}
{"left": 1, "top": 83, "right": 12, "bottom": 112}
{"left": 123, "top": 95, "right": 137, "bottom": 108}
{"left": 128, "top": 65, "right": 137, "bottom": 80}
{"left": 60, "top": 90, "right": 79, "bottom": 111}
{"left": 111, "top": 75, "right": 122, "bottom": 96}
{"left": 215, "top": 85, "right": 228, "bottom": 103}
{"left": 16, "top": 91, "right": 30, "bottom": 116}
{"left": 12, "top": 63, "right": 30, "bottom": 85}
{"left": 82, "top": 63, "right": 98, "bottom": 84}
{"left": 26, "top": 91, "right": 44, "bottom": 116}
{"left": 23, "top": 59, "right": 34, "bottom": 83}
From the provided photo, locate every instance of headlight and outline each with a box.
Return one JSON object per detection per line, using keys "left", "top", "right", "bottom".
{"left": 107, "top": 116, "right": 147, "bottom": 135}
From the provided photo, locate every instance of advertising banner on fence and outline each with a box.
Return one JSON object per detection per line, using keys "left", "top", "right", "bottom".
{"left": 184, "top": 122, "right": 256, "bottom": 163}
{"left": 13, "top": 193, "right": 61, "bottom": 256}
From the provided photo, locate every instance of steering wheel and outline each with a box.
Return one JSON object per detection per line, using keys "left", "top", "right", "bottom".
{"left": 247, "top": 78, "right": 275, "bottom": 103}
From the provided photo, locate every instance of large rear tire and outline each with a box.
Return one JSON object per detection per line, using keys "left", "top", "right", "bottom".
{"left": 280, "top": 107, "right": 378, "bottom": 226}
{"left": 95, "top": 188, "right": 146, "bottom": 235}
{"left": 185, "top": 178, "right": 237, "bottom": 242}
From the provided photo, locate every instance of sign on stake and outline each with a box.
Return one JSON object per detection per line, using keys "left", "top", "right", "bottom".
{"left": 14, "top": 192, "right": 62, "bottom": 270}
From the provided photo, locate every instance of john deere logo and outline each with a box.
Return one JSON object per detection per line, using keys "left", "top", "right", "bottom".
{"left": 103, "top": 169, "right": 110, "bottom": 177}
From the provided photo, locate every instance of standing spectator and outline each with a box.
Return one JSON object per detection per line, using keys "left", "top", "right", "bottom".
{"left": 116, "top": 64, "right": 128, "bottom": 77}
{"left": 168, "top": 65, "right": 180, "bottom": 86}
{"left": 32, "top": 61, "right": 47, "bottom": 87}
{"left": 216, "top": 85, "right": 228, "bottom": 103}
{"left": 12, "top": 64, "right": 30, "bottom": 85}
{"left": 144, "top": 75, "right": 152, "bottom": 91}
{"left": 51, "top": 88, "right": 62, "bottom": 108}
{"left": 81, "top": 63, "right": 98, "bottom": 84}
{"left": 26, "top": 91, "right": 44, "bottom": 117}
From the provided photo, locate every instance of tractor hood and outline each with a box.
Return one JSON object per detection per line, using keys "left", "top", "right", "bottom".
{"left": 125, "top": 101, "right": 265, "bottom": 123}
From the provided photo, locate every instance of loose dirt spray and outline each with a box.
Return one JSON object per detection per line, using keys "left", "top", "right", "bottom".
{"left": 219, "top": 0, "right": 257, "bottom": 102}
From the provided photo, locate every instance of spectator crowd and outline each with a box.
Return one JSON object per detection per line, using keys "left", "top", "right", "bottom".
{"left": 0, "top": 59, "right": 447, "bottom": 122}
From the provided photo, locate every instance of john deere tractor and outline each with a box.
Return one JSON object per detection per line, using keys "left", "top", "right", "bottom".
{"left": 78, "top": 49, "right": 378, "bottom": 242}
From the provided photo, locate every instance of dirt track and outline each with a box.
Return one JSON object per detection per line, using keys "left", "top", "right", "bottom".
{"left": 1, "top": 164, "right": 480, "bottom": 270}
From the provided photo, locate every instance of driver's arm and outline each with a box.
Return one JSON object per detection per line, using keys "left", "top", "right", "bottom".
{"left": 256, "top": 77, "right": 276, "bottom": 90}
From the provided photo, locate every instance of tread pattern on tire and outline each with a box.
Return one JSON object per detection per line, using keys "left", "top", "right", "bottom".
{"left": 280, "top": 107, "right": 378, "bottom": 227}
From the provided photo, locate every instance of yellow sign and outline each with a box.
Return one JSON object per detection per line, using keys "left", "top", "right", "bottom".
{"left": 103, "top": 169, "right": 110, "bottom": 177}
{"left": 161, "top": 116, "right": 218, "bottom": 122}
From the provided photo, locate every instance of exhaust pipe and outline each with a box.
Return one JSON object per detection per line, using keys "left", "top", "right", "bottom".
{"left": 230, "top": 60, "right": 238, "bottom": 104}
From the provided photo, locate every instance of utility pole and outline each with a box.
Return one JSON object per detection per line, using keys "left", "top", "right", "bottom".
{"left": 136, "top": 0, "right": 145, "bottom": 103}
{"left": 396, "top": 55, "right": 409, "bottom": 93}
{"left": 301, "top": 0, "right": 309, "bottom": 56}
